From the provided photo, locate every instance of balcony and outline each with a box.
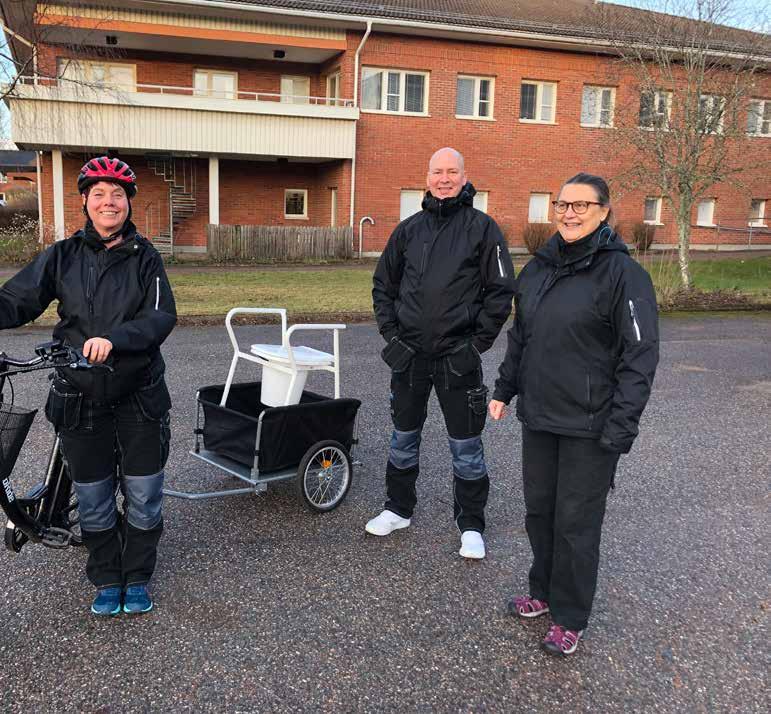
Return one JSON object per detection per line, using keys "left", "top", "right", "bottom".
{"left": 7, "top": 78, "right": 358, "bottom": 160}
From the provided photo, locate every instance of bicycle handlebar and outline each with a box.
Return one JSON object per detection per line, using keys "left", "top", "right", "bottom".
{"left": 0, "top": 340, "right": 113, "bottom": 377}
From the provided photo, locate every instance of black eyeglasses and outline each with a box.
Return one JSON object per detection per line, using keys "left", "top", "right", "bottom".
{"left": 551, "top": 200, "right": 604, "bottom": 214}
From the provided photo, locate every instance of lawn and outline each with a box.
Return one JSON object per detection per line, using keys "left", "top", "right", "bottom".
{"left": 8, "top": 256, "right": 769, "bottom": 325}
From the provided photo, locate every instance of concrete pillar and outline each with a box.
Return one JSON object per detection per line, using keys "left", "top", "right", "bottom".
{"left": 52, "top": 149, "right": 64, "bottom": 241}
{"left": 208, "top": 156, "right": 219, "bottom": 225}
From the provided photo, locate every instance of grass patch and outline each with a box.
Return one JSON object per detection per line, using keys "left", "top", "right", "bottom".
{"left": 6, "top": 256, "right": 769, "bottom": 327}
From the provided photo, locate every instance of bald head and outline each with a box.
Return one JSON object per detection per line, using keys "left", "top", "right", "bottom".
{"left": 427, "top": 147, "right": 467, "bottom": 200}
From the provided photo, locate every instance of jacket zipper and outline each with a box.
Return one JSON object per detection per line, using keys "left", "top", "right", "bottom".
{"left": 155, "top": 276, "right": 160, "bottom": 310}
{"left": 586, "top": 373, "right": 593, "bottom": 423}
{"left": 629, "top": 299, "right": 641, "bottom": 341}
{"left": 87, "top": 265, "right": 95, "bottom": 316}
{"left": 496, "top": 245, "right": 506, "bottom": 278}
{"left": 419, "top": 242, "right": 428, "bottom": 274}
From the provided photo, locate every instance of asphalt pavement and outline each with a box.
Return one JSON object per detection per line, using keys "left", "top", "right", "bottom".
{"left": 0, "top": 314, "right": 768, "bottom": 713}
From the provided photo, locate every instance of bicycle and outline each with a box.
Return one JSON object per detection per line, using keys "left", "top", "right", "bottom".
{"left": 0, "top": 339, "right": 105, "bottom": 553}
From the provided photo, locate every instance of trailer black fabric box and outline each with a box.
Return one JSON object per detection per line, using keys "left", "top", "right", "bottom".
{"left": 197, "top": 382, "right": 360, "bottom": 473}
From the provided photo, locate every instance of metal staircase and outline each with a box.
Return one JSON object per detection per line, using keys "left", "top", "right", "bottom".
{"left": 146, "top": 156, "right": 197, "bottom": 256}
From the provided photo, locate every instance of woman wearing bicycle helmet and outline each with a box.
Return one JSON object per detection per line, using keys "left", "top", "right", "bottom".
{"left": 0, "top": 156, "right": 176, "bottom": 616}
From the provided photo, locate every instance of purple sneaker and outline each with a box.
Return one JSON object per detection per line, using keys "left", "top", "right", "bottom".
{"left": 508, "top": 595, "right": 550, "bottom": 619}
{"left": 542, "top": 624, "right": 583, "bottom": 655}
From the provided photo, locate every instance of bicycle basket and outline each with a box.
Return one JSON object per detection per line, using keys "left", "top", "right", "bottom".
{"left": 0, "top": 403, "right": 36, "bottom": 481}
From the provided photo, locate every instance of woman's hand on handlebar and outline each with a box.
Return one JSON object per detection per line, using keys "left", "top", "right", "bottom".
{"left": 82, "top": 337, "right": 113, "bottom": 364}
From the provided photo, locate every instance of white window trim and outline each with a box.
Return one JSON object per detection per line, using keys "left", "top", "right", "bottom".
{"left": 699, "top": 94, "right": 725, "bottom": 134}
{"left": 747, "top": 99, "right": 771, "bottom": 137}
{"left": 326, "top": 70, "right": 341, "bottom": 106}
{"left": 580, "top": 85, "right": 616, "bottom": 128}
{"left": 528, "top": 193, "right": 551, "bottom": 223}
{"left": 749, "top": 199, "right": 767, "bottom": 227}
{"left": 473, "top": 191, "right": 489, "bottom": 213}
{"left": 519, "top": 81, "right": 558, "bottom": 125}
{"left": 696, "top": 199, "right": 716, "bottom": 228}
{"left": 456, "top": 75, "right": 495, "bottom": 121}
{"left": 57, "top": 58, "right": 137, "bottom": 91}
{"left": 284, "top": 189, "right": 308, "bottom": 220}
{"left": 193, "top": 68, "right": 238, "bottom": 99}
{"left": 399, "top": 189, "right": 424, "bottom": 221}
{"left": 361, "top": 67, "right": 430, "bottom": 116}
{"left": 639, "top": 89, "right": 673, "bottom": 131}
{"left": 281, "top": 75, "right": 311, "bottom": 104}
{"left": 643, "top": 197, "right": 663, "bottom": 225}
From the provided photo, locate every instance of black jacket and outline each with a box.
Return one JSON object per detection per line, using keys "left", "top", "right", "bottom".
{"left": 373, "top": 183, "right": 515, "bottom": 357}
{"left": 492, "top": 225, "right": 659, "bottom": 453}
{"left": 0, "top": 221, "right": 177, "bottom": 404}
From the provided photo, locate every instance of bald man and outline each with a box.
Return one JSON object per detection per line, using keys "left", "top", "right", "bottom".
{"left": 368, "top": 148, "right": 515, "bottom": 558}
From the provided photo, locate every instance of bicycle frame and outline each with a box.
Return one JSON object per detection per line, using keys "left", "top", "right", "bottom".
{"left": 0, "top": 340, "right": 98, "bottom": 552}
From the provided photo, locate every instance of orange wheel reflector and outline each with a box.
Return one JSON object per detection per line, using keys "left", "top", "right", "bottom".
{"left": 321, "top": 459, "right": 333, "bottom": 468}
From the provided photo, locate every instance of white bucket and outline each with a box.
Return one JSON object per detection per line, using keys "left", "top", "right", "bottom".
{"left": 260, "top": 363, "right": 308, "bottom": 406}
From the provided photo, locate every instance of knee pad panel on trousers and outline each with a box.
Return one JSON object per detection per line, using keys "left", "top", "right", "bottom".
{"left": 389, "top": 428, "right": 421, "bottom": 470}
{"left": 123, "top": 470, "right": 164, "bottom": 530}
{"left": 448, "top": 435, "right": 487, "bottom": 480}
{"left": 73, "top": 474, "right": 116, "bottom": 532}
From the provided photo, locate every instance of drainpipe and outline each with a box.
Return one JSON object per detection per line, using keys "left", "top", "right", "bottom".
{"left": 349, "top": 21, "right": 372, "bottom": 233}
{"left": 358, "top": 216, "right": 374, "bottom": 259}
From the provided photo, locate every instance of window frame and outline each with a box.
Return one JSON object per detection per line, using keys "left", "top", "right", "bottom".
{"left": 643, "top": 196, "right": 663, "bottom": 225}
{"left": 747, "top": 99, "right": 771, "bottom": 137}
{"left": 696, "top": 198, "right": 716, "bottom": 227}
{"left": 639, "top": 89, "right": 673, "bottom": 130}
{"left": 399, "top": 189, "right": 424, "bottom": 221}
{"left": 456, "top": 75, "right": 495, "bottom": 121}
{"left": 580, "top": 85, "right": 616, "bottom": 128}
{"left": 284, "top": 189, "right": 309, "bottom": 220}
{"left": 361, "top": 67, "right": 430, "bottom": 116}
{"left": 473, "top": 191, "right": 489, "bottom": 213}
{"left": 698, "top": 94, "right": 726, "bottom": 134}
{"left": 280, "top": 75, "right": 311, "bottom": 104}
{"left": 749, "top": 199, "right": 767, "bottom": 227}
{"left": 528, "top": 192, "right": 551, "bottom": 223}
{"left": 193, "top": 68, "right": 238, "bottom": 100}
{"left": 519, "top": 81, "right": 558, "bottom": 124}
{"left": 326, "top": 70, "right": 341, "bottom": 106}
{"left": 57, "top": 58, "right": 137, "bottom": 91}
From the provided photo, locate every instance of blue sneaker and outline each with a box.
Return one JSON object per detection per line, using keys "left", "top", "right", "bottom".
{"left": 91, "top": 587, "right": 122, "bottom": 616}
{"left": 123, "top": 584, "right": 153, "bottom": 614}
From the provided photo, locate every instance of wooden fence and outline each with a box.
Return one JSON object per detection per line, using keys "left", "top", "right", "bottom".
{"left": 206, "top": 224, "right": 353, "bottom": 262}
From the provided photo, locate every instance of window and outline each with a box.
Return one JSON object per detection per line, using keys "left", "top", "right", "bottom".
{"left": 280, "top": 76, "right": 310, "bottom": 104}
{"left": 400, "top": 190, "right": 424, "bottom": 220}
{"left": 520, "top": 81, "right": 556, "bottom": 123}
{"left": 698, "top": 94, "right": 725, "bottom": 134}
{"left": 284, "top": 189, "right": 308, "bottom": 219}
{"left": 57, "top": 59, "right": 136, "bottom": 91}
{"left": 696, "top": 199, "right": 715, "bottom": 227}
{"left": 326, "top": 72, "right": 341, "bottom": 106}
{"left": 330, "top": 188, "right": 338, "bottom": 227}
{"left": 747, "top": 99, "right": 771, "bottom": 136}
{"left": 581, "top": 86, "right": 615, "bottom": 127}
{"left": 456, "top": 76, "right": 494, "bottom": 119}
{"left": 193, "top": 69, "right": 237, "bottom": 99}
{"left": 639, "top": 90, "right": 672, "bottom": 129}
{"left": 362, "top": 68, "right": 428, "bottom": 115}
{"left": 473, "top": 191, "right": 488, "bottom": 213}
{"left": 749, "top": 199, "right": 766, "bottom": 227}
{"left": 644, "top": 197, "right": 662, "bottom": 224}
{"left": 528, "top": 193, "right": 551, "bottom": 223}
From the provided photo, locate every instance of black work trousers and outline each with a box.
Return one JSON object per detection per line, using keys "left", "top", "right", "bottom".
{"left": 57, "top": 394, "right": 170, "bottom": 589}
{"left": 521, "top": 425, "right": 619, "bottom": 631}
{"left": 385, "top": 351, "right": 489, "bottom": 533}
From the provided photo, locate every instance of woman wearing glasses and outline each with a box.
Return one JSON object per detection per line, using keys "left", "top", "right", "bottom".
{"left": 488, "top": 173, "right": 659, "bottom": 655}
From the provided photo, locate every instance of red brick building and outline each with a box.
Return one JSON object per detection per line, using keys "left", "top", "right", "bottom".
{"left": 2, "top": 0, "right": 769, "bottom": 254}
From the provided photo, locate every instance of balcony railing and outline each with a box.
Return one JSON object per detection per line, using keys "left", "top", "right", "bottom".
{"left": 14, "top": 75, "right": 354, "bottom": 108}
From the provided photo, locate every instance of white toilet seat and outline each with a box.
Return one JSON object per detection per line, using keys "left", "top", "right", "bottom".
{"left": 249, "top": 343, "right": 334, "bottom": 368}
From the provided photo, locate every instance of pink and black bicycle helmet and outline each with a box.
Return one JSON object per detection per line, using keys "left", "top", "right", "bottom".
{"left": 77, "top": 156, "right": 137, "bottom": 198}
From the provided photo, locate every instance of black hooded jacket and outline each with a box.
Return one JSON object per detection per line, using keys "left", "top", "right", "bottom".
{"left": 0, "top": 221, "right": 177, "bottom": 404}
{"left": 372, "top": 183, "right": 515, "bottom": 357}
{"left": 492, "top": 225, "right": 659, "bottom": 453}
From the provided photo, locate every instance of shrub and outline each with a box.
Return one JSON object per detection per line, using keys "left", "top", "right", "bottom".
{"left": 0, "top": 213, "right": 42, "bottom": 264}
{"left": 522, "top": 223, "right": 553, "bottom": 255}
{"left": 630, "top": 221, "right": 656, "bottom": 252}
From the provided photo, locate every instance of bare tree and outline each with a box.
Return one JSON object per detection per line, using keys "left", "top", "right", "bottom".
{"left": 597, "top": 0, "right": 771, "bottom": 288}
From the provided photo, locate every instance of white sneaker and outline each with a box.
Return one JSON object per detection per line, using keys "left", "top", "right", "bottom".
{"left": 365, "top": 509, "right": 411, "bottom": 536}
{"left": 459, "top": 530, "right": 486, "bottom": 559}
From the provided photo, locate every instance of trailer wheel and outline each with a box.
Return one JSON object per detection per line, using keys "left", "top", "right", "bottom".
{"left": 296, "top": 440, "right": 352, "bottom": 512}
